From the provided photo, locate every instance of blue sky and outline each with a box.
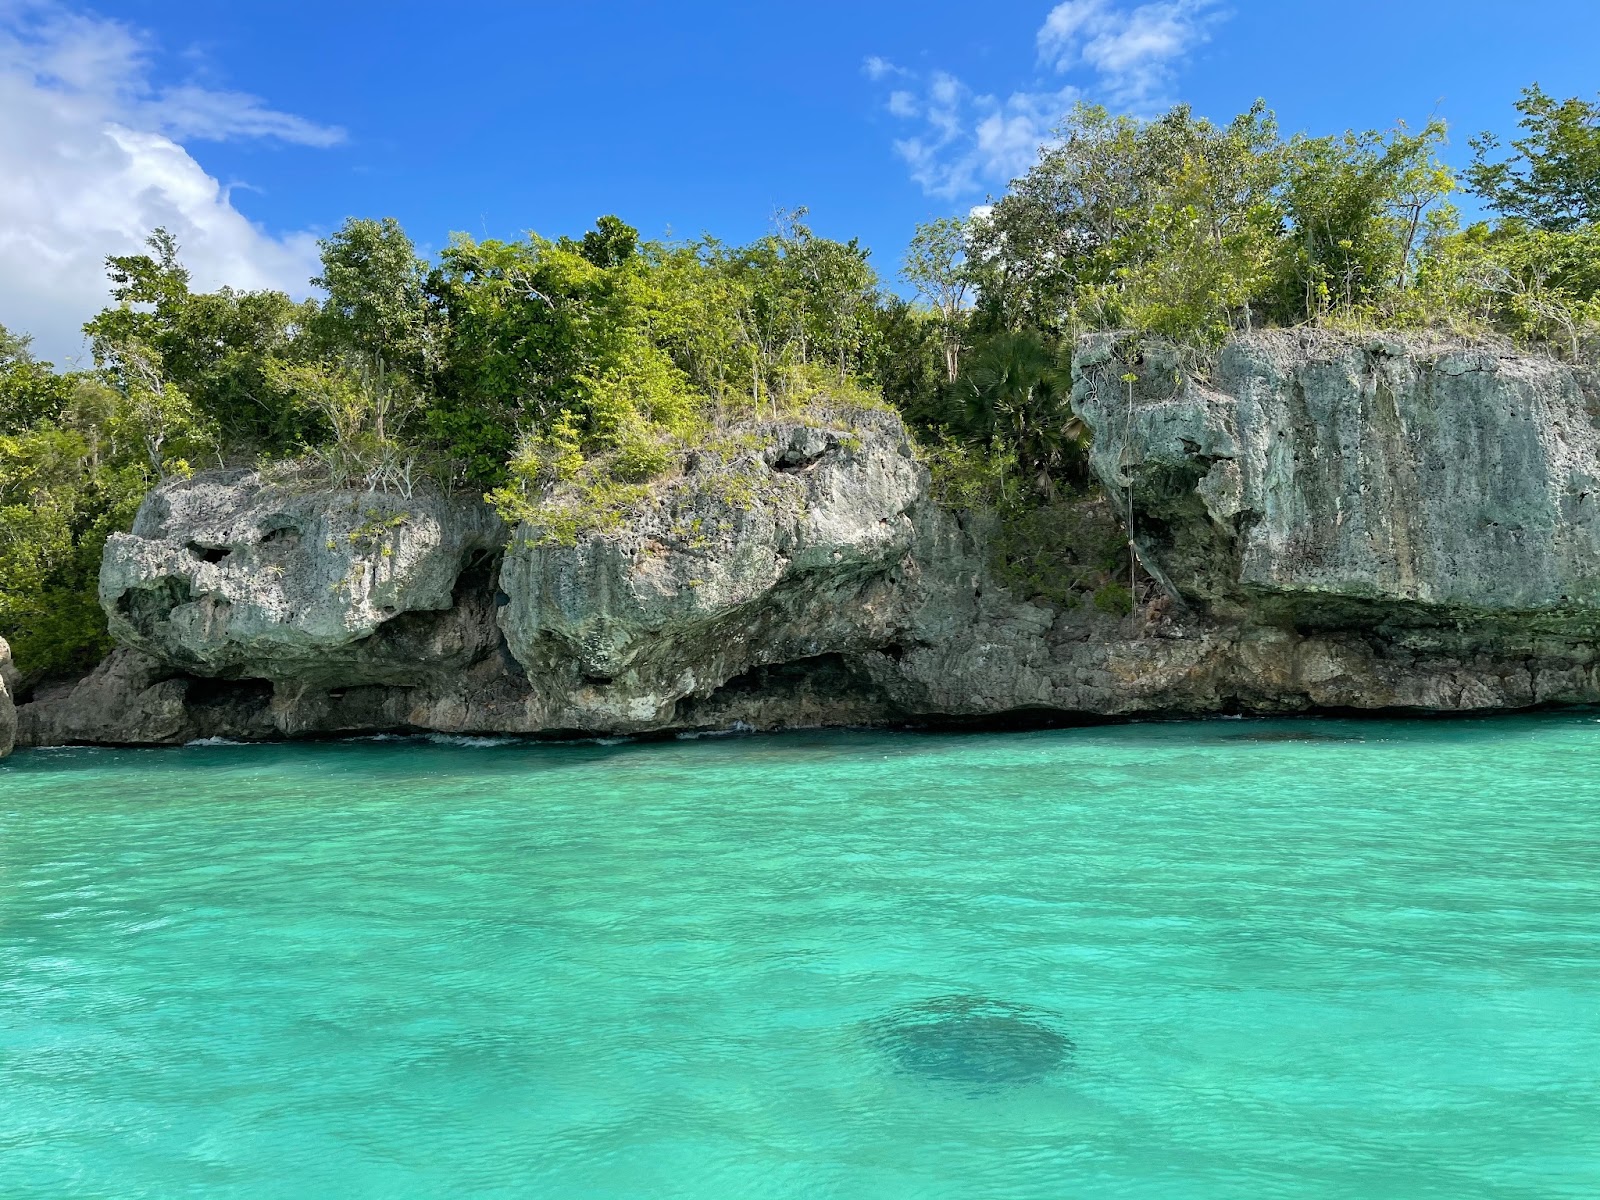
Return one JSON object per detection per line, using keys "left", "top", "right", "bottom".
{"left": 3, "top": 0, "right": 1598, "bottom": 364}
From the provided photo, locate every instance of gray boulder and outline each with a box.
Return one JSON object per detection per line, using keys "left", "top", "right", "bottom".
{"left": 100, "top": 470, "right": 506, "bottom": 686}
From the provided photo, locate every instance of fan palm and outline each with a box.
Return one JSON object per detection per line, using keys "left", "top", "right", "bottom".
{"left": 959, "top": 330, "right": 1090, "bottom": 498}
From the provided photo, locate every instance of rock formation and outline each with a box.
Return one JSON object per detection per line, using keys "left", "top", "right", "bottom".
{"left": 14, "top": 331, "right": 1600, "bottom": 748}
{"left": 0, "top": 637, "right": 16, "bottom": 759}
{"left": 497, "top": 412, "right": 925, "bottom": 731}
{"left": 100, "top": 468, "right": 507, "bottom": 685}
{"left": 1072, "top": 331, "right": 1600, "bottom": 622}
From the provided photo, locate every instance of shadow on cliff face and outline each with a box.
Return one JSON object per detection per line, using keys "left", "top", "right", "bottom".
{"left": 115, "top": 575, "right": 195, "bottom": 644}
{"left": 339, "top": 546, "right": 508, "bottom": 686}
{"left": 669, "top": 652, "right": 902, "bottom": 732}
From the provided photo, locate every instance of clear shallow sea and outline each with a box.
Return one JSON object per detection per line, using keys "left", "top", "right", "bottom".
{"left": 2, "top": 717, "right": 1599, "bottom": 1199}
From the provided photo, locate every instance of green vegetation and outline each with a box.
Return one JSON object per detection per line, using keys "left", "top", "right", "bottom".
{"left": 954, "top": 88, "right": 1600, "bottom": 355}
{"left": 0, "top": 329, "right": 154, "bottom": 678}
{"left": 4, "top": 86, "right": 1599, "bottom": 679}
{"left": 881, "top": 87, "right": 1600, "bottom": 603}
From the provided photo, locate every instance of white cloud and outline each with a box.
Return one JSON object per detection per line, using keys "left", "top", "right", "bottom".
{"left": 0, "top": 3, "right": 342, "bottom": 366}
{"left": 867, "top": 0, "right": 1226, "bottom": 198}
{"left": 886, "top": 70, "right": 1081, "bottom": 200}
{"left": 1037, "top": 0, "right": 1221, "bottom": 104}
{"left": 887, "top": 90, "right": 919, "bottom": 118}
{"left": 861, "top": 55, "right": 907, "bottom": 81}
{"left": 141, "top": 86, "right": 346, "bottom": 147}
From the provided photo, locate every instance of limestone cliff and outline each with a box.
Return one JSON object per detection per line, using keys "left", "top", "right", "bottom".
{"left": 1073, "top": 331, "right": 1600, "bottom": 623}
{"left": 14, "top": 331, "right": 1600, "bottom": 747}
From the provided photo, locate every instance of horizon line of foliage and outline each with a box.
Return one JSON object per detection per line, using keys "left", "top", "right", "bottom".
{"left": 3, "top": 84, "right": 1598, "bottom": 679}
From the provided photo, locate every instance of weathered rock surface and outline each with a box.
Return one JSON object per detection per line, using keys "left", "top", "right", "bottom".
{"left": 497, "top": 411, "right": 925, "bottom": 731}
{"left": 100, "top": 470, "right": 506, "bottom": 686}
{"left": 15, "top": 331, "right": 1600, "bottom": 749}
{"left": 1072, "top": 330, "right": 1600, "bottom": 625}
{"left": 16, "top": 648, "right": 276, "bottom": 747}
{"left": 0, "top": 637, "right": 16, "bottom": 759}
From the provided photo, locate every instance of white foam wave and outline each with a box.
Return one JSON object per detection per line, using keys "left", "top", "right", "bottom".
{"left": 675, "top": 721, "right": 755, "bottom": 741}
{"left": 425, "top": 734, "right": 520, "bottom": 748}
{"left": 184, "top": 737, "right": 248, "bottom": 747}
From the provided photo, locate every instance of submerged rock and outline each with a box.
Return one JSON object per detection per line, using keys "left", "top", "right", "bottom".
{"left": 18, "top": 332, "right": 1600, "bottom": 748}
{"left": 867, "top": 995, "right": 1074, "bottom": 1091}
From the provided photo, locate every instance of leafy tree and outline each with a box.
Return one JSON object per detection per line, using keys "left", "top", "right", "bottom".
{"left": 706, "top": 231, "right": 802, "bottom": 414}
{"left": 641, "top": 241, "right": 749, "bottom": 404}
{"left": 431, "top": 218, "right": 719, "bottom": 491}
{"left": 692, "top": 212, "right": 879, "bottom": 411}
{"left": 155, "top": 287, "right": 318, "bottom": 452}
{"left": 87, "top": 301, "right": 216, "bottom": 478}
{"left": 1116, "top": 132, "right": 1285, "bottom": 344}
{"left": 312, "top": 217, "right": 438, "bottom": 381}
{"left": 83, "top": 228, "right": 191, "bottom": 387}
{"left": 1468, "top": 85, "right": 1600, "bottom": 231}
{"left": 83, "top": 231, "right": 313, "bottom": 454}
{"left": 870, "top": 298, "right": 949, "bottom": 432}
{"left": 427, "top": 233, "right": 571, "bottom": 484}
{"left": 969, "top": 102, "right": 1287, "bottom": 341}
{"left": 795, "top": 232, "right": 878, "bottom": 385}
{"left": 576, "top": 214, "right": 640, "bottom": 268}
{"left": 0, "top": 327, "right": 155, "bottom": 679}
{"left": 1274, "top": 120, "right": 1451, "bottom": 319}
{"left": 428, "top": 225, "right": 658, "bottom": 486}
{"left": 0, "top": 324, "right": 75, "bottom": 429}
{"left": 902, "top": 217, "right": 972, "bottom": 380}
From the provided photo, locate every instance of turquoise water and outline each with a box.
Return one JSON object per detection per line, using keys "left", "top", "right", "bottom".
{"left": 3, "top": 719, "right": 1600, "bottom": 1199}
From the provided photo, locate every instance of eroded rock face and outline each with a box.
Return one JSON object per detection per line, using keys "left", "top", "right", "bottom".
{"left": 100, "top": 470, "right": 507, "bottom": 686}
{"left": 15, "top": 649, "right": 277, "bottom": 747}
{"left": 1072, "top": 330, "right": 1600, "bottom": 624}
{"left": 15, "top": 334, "right": 1600, "bottom": 750}
{"left": 498, "top": 411, "right": 925, "bottom": 730}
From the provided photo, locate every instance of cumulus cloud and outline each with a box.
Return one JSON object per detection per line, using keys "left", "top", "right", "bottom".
{"left": 867, "top": 0, "right": 1225, "bottom": 198}
{"left": 1037, "top": 0, "right": 1222, "bottom": 104}
{"left": 0, "top": 2, "right": 343, "bottom": 366}
{"left": 891, "top": 79, "right": 1080, "bottom": 199}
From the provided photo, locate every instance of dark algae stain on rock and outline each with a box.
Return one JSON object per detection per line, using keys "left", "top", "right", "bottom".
{"left": 867, "top": 996, "right": 1074, "bottom": 1093}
